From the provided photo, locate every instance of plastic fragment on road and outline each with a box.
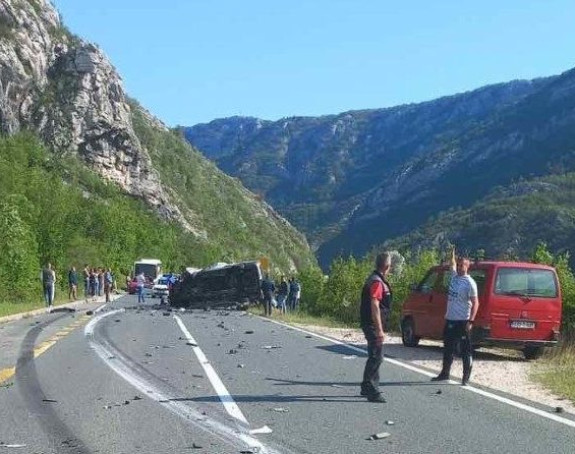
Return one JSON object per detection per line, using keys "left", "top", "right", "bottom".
{"left": 0, "top": 444, "right": 27, "bottom": 448}
{"left": 42, "top": 399, "right": 57, "bottom": 403}
{"left": 86, "top": 310, "right": 94, "bottom": 316}
{"left": 368, "top": 432, "right": 391, "bottom": 440}
{"left": 249, "top": 425, "right": 273, "bottom": 435}
{"left": 331, "top": 384, "right": 344, "bottom": 388}
{"left": 260, "top": 345, "right": 282, "bottom": 350}
{"left": 238, "top": 364, "right": 245, "bottom": 368}
{"left": 240, "top": 448, "right": 261, "bottom": 454}
{"left": 245, "top": 330, "right": 255, "bottom": 334}
{"left": 342, "top": 355, "right": 357, "bottom": 360}
{"left": 271, "top": 407, "right": 289, "bottom": 413}
{"left": 555, "top": 406, "right": 565, "bottom": 413}
{"left": 186, "top": 341, "right": 198, "bottom": 346}
{"left": 386, "top": 420, "right": 395, "bottom": 425}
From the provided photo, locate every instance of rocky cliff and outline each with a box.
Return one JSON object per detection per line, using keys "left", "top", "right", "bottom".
{"left": 0, "top": 0, "right": 315, "bottom": 270}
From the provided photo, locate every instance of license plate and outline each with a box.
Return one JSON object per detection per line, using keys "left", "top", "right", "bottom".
{"left": 510, "top": 320, "right": 535, "bottom": 329}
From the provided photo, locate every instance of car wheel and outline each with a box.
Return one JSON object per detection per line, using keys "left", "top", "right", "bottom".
{"left": 401, "top": 318, "right": 420, "bottom": 347}
{"left": 523, "top": 346, "right": 545, "bottom": 360}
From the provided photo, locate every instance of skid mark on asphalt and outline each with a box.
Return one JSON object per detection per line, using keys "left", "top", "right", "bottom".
{"left": 16, "top": 314, "right": 92, "bottom": 453}
{"left": 85, "top": 309, "right": 287, "bottom": 454}
{"left": 263, "top": 316, "right": 575, "bottom": 429}
{"left": 0, "top": 313, "right": 92, "bottom": 385}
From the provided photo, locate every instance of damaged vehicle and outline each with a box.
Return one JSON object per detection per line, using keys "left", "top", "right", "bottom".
{"left": 169, "top": 261, "right": 262, "bottom": 309}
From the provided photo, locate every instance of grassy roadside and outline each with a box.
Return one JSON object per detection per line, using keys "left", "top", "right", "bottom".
{"left": 0, "top": 293, "right": 87, "bottom": 319}
{"left": 532, "top": 340, "right": 575, "bottom": 404}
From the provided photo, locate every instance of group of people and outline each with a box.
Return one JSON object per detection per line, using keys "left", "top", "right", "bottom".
{"left": 41, "top": 263, "right": 116, "bottom": 312}
{"left": 260, "top": 275, "right": 302, "bottom": 316}
{"left": 360, "top": 249, "right": 478, "bottom": 403}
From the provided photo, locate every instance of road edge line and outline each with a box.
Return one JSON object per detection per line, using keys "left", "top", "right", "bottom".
{"left": 261, "top": 316, "right": 575, "bottom": 429}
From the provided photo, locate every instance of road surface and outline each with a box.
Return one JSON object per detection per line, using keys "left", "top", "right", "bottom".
{"left": 1, "top": 295, "right": 574, "bottom": 453}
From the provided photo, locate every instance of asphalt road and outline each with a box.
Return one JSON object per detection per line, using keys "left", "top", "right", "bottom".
{"left": 1, "top": 295, "right": 575, "bottom": 454}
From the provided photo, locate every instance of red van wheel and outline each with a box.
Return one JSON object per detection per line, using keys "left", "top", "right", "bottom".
{"left": 523, "top": 346, "right": 545, "bottom": 360}
{"left": 401, "top": 318, "right": 420, "bottom": 347}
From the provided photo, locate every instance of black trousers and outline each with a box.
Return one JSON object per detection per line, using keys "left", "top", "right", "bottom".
{"left": 441, "top": 320, "right": 472, "bottom": 377}
{"left": 263, "top": 294, "right": 273, "bottom": 316}
{"left": 361, "top": 325, "right": 383, "bottom": 395}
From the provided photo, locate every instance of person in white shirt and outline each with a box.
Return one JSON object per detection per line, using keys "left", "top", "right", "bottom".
{"left": 432, "top": 248, "right": 479, "bottom": 386}
{"left": 136, "top": 272, "right": 146, "bottom": 303}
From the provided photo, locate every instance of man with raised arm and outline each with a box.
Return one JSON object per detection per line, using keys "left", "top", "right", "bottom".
{"left": 432, "top": 248, "right": 479, "bottom": 386}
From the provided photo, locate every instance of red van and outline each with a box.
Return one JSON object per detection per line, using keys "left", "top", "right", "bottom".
{"left": 400, "top": 262, "right": 562, "bottom": 359}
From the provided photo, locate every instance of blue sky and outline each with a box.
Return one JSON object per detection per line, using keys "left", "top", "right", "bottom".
{"left": 54, "top": 0, "right": 574, "bottom": 126}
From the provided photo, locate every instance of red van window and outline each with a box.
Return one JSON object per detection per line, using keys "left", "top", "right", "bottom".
{"left": 494, "top": 268, "right": 557, "bottom": 297}
{"left": 439, "top": 269, "right": 487, "bottom": 295}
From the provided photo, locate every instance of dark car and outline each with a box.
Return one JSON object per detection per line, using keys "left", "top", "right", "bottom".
{"left": 170, "top": 261, "right": 262, "bottom": 309}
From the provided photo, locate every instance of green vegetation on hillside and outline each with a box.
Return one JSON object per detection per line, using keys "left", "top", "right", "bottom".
{"left": 298, "top": 243, "right": 575, "bottom": 335}
{"left": 130, "top": 102, "right": 315, "bottom": 272}
{"left": 386, "top": 173, "right": 575, "bottom": 267}
{"left": 0, "top": 133, "right": 196, "bottom": 303}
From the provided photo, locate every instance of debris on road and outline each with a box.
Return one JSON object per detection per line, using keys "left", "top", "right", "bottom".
{"left": 0, "top": 443, "right": 27, "bottom": 448}
{"left": 331, "top": 384, "right": 344, "bottom": 388}
{"left": 42, "top": 399, "right": 57, "bottom": 403}
{"left": 305, "top": 335, "right": 313, "bottom": 339}
{"left": 555, "top": 406, "right": 565, "bottom": 413}
{"left": 245, "top": 330, "right": 255, "bottom": 334}
{"left": 434, "top": 390, "right": 443, "bottom": 395}
{"left": 163, "top": 312, "right": 171, "bottom": 317}
{"left": 261, "top": 345, "right": 282, "bottom": 350}
{"left": 114, "top": 319, "right": 121, "bottom": 323}
{"left": 186, "top": 341, "right": 198, "bottom": 346}
{"left": 86, "top": 310, "right": 94, "bottom": 316}
{"left": 249, "top": 425, "right": 273, "bottom": 435}
{"left": 103, "top": 405, "right": 112, "bottom": 410}
{"left": 192, "top": 374, "right": 204, "bottom": 378}
{"left": 386, "top": 420, "right": 395, "bottom": 426}
{"left": 228, "top": 349, "right": 238, "bottom": 355}
{"left": 145, "top": 353, "right": 153, "bottom": 357}
{"left": 132, "top": 395, "right": 142, "bottom": 401}
{"left": 191, "top": 442, "right": 203, "bottom": 449}
{"left": 368, "top": 432, "right": 391, "bottom": 440}
{"left": 238, "top": 364, "right": 245, "bottom": 368}
{"left": 271, "top": 407, "right": 289, "bottom": 413}
{"left": 342, "top": 355, "right": 357, "bottom": 360}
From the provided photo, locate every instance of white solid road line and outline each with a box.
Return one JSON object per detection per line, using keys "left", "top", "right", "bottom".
{"left": 262, "top": 316, "right": 575, "bottom": 429}
{"left": 85, "top": 309, "right": 280, "bottom": 454}
{"left": 174, "top": 315, "right": 249, "bottom": 425}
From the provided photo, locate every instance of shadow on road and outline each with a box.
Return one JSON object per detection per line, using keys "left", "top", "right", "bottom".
{"left": 169, "top": 394, "right": 365, "bottom": 404}
{"left": 315, "top": 341, "right": 525, "bottom": 363}
{"left": 265, "top": 377, "right": 447, "bottom": 388}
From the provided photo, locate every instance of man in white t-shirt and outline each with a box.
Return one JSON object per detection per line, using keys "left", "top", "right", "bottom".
{"left": 432, "top": 248, "right": 479, "bottom": 386}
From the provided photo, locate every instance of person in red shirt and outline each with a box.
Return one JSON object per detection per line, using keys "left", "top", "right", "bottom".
{"left": 359, "top": 252, "right": 392, "bottom": 402}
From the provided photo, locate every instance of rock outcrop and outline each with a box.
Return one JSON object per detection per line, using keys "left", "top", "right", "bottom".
{"left": 0, "top": 0, "right": 186, "bottom": 226}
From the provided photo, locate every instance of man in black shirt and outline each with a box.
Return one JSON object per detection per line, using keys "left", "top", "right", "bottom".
{"left": 359, "top": 252, "right": 392, "bottom": 403}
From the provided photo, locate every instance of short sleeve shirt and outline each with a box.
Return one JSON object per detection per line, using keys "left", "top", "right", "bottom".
{"left": 370, "top": 281, "right": 390, "bottom": 301}
{"left": 445, "top": 270, "right": 478, "bottom": 321}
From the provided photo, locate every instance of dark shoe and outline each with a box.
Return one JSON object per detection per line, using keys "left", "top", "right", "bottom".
{"left": 367, "top": 393, "right": 386, "bottom": 403}
{"left": 360, "top": 383, "right": 369, "bottom": 396}
{"left": 431, "top": 373, "right": 450, "bottom": 382}
{"left": 462, "top": 370, "right": 471, "bottom": 386}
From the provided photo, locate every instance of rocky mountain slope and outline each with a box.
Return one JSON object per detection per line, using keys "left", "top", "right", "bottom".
{"left": 184, "top": 69, "right": 575, "bottom": 266}
{"left": 0, "top": 0, "right": 314, "bottom": 271}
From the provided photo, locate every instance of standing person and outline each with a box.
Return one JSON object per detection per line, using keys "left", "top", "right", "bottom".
{"left": 68, "top": 266, "right": 78, "bottom": 301}
{"left": 82, "top": 264, "right": 90, "bottom": 299}
{"left": 432, "top": 248, "right": 479, "bottom": 386}
{"left": 136, "top": 271, "right": 146, "bottom": 304}
{"left": 359, "top": 252, "right": 392, "bottom": 403}
{"left": 104, "top": 268, "right": 113, "bottom": 303}
{"left": 277, "top": 276, "right": 289, "bottom": 314}
{"left": 89, "top": 268, "right": 97, "bottom": 298}
{"left": 97, "top": 268, "right": 104, "bottom": 297}
{"left": 42, "top": 263, "right": 56, "bottom": 313}
{"left": 261, "top": 274, "right": 275, "bottom": 316}
{"left": 288, "top": 277, "right": 301, "bottom": 311}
